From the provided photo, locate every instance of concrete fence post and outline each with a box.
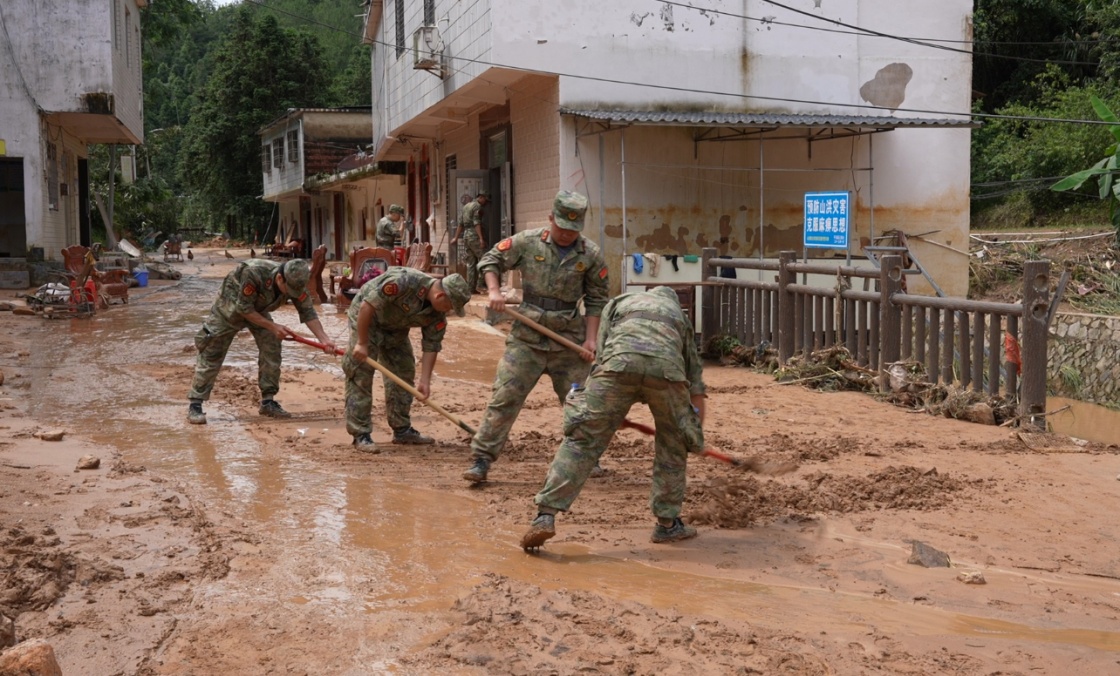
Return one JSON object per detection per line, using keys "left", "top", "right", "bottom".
{"left": 878, "top": 255, "right": 903, "bottom": 392}
{"left": 1019, "top": 260, "right": 1051, "bottom": 430}
{"left": 778, "top": 250, "right": 796, "bottom": 364}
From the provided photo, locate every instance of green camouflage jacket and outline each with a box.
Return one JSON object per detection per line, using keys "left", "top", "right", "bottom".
{"left": 458, "top": 200, "right": 484, "bottom": 240}
{"left": 348, "top": 267, "right": 448, "bottom": 353}
{"left": 479, "top": 227, "right": 609, "bottom": 350}
{"left": 214, "top": 259, "right": 317, "bottom": 324}
{"left": 375, "top": 216, "right": 399, "bottom": 248}
{"left": 596, "top": 290, "right": 705, "bottom": 395}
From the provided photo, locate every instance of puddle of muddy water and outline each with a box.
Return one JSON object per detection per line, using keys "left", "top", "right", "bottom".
{"left": 17, "top": 274, "right": 1120, "bottom": 660}
{"left": 1048, "top": 396, "right": 1120, "bottom": 446}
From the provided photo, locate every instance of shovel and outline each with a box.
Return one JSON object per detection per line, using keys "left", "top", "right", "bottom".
{"left": 502, "top": 307, "right": 594, "bottom": 361}
{"left": 284, "top": 333, "right": 477, "bottom": 437}
{"left": 619, "top": 419, "right": 796, "bottom": 475}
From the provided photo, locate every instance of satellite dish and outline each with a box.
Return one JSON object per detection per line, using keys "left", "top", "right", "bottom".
{"left": 119, "top": 239, "right": 142, "bottom": 258}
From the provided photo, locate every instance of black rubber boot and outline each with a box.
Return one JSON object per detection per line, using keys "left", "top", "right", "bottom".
{"left": 651, "top": 517, "right": 698, "bottom": 544}
{"left": 187, "top": 402, "right": 207, "bottom": 425}
{"left": 462, "top": 457, "right": 490, "bottom": 483}
{"left": 259, "top": 400, "right": 291, "bottom": 418}
{"left": 392, "top": 426, "right": 434, "bottom": 445}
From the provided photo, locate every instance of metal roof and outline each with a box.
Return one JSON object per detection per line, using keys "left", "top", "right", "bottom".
{"left": 560, "top": 109, "right": 978, "bottom": 128}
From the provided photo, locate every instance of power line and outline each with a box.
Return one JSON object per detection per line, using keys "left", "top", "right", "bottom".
{"left": 239, "top": 0, "right": 1120, "bottom": 128}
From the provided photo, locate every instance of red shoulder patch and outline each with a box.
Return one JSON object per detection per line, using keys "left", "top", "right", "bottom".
{"left": 381, "top": 282, "right": 399, "bottom": 297}
{"left": 598, "top": 266, "right": 609, "bottom": 280}
{"left": 298, "top": 292, "right": 308, "bottom": 303}
{"left": 539, "top": 230, "right": 549, "bottom": 241}
{"left": 242, "top": 283, "right": 256, "bottom": 296}
{"left": 435, "top": 320, "right": 447, "bottom": 331}
{"left": 497, "top": 238, "right": 513, "bottom": 252}
{"left": 417, "top": 285, "right": 428, "bottom": 300}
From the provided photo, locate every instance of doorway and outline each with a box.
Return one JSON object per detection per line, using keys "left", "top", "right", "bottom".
{"left": 0, "top": 159, "right": 26, "bottom": 257}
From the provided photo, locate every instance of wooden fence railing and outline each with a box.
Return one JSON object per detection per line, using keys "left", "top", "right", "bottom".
{"left": 697, "top": 248, "right": 1051, "bottom": 428}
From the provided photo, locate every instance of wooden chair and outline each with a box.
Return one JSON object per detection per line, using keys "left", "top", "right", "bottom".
{"left": 61, "top": 245, "right": 129, "bottom": 306}
{"left": 163, "top": 236, "right": 183, "bottom": 262}
{"left": 404, "top": 242, "right": 433, "bottom": 272}
{"left": 332, "top": 247, "right": 395, "bottom": 310}
{"left": 309, "top": 245, "right": 328, "bottom": 304}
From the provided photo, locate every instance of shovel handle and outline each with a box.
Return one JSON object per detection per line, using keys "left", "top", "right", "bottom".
{"left": 502, "top": 307, "right": 594, "bottom": 361}
{"left": 284, "top": 333, "right": 477, "bottom": 437}
{"left": 620, "top": 417, "right": 742, "bottom": 467}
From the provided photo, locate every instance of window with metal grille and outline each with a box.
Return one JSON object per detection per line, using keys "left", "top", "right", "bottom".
{"left": 273, "top": 138, "right": 285, "bottom": 170}
{"left": 287, "top": 130, "right": 299, "bottom": 164}
{"left": 395, "top": 0, "right": 405, "bottom": 58}
{"left": 262, "top": 144, "right": 272, "bottom": 174}
{"left": 424, "top": 0, "right": 435, "bottom": 25}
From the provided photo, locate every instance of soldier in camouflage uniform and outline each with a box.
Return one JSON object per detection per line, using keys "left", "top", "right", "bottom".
{"left": 343, "top": 269, "right": 472, "bottom": 450}
{"left": 375, "top": 204, "right": 406, "bottom": 249}
{"left": 450, "top": 191, "right": 489, "bottom": 293}
{"left": 187, "top": 258, "right": 338, "bottom": 425}
{"left": 520, "top": 286, "right": 707, "bottom": 550}
{"left": 462, "top": 190, "right": 610, "bottom": 483}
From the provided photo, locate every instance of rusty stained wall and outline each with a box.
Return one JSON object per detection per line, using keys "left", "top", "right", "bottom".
{"left": 568, "top": 122, "right": 970, "bottom": 296}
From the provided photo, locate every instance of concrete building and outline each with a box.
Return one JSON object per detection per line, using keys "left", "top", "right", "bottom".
{"left": 0, "top": 0, "right": 146, "bottom": 262}
{"left": 259, "top": 108, "right": 406, "bottom": 261}
{"left": 363, "top": 0, "right": 975, "bottom": 296}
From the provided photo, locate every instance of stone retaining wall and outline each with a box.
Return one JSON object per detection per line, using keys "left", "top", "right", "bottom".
{"left": 1048, "top": 312, "right": 1120, "bottom": 406}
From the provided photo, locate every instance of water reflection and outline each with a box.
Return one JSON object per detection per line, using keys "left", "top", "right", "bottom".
{"left": 1048, "top": 396, "right": 1120, "bottom": 445}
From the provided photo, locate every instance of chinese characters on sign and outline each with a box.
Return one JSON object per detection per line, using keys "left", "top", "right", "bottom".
{"left": 803, "top": 191, "right": 850, "bottom": 249}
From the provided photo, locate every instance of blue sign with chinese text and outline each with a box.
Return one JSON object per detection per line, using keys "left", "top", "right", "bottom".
{"left": 803, "top": 191, "right": 850, "bottom": 249}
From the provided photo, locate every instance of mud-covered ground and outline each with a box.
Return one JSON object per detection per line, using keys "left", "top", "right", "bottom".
{"left": 2, "top": 251, "right": 1120, "bottom": 674}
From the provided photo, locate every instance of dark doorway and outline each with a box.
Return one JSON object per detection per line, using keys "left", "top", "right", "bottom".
{"left": 78, "top": 159, "right": 90, "bottom": 247}
{"left": 332, "top": 193, "right": 344, "bottom": 260}
{"left": 0, "top": 159, "right": 27, "bottom": 257}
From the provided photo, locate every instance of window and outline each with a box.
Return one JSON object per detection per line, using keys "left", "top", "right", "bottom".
{"left": 46, "top": 142, "right": 58, "bottom": 211}
{"left": 111, "top": 0, "right": 119, "bottom": 49}
{"left": 273, "top": 138, "right": 285, "bottom": 171}
{"left": 287, "top": 130, "right": 299, "bottom": 164}
{"left": 124, "top": 9, "right": 131, "bottom": 68}
{"left": 262, "top": 144, "right": 272, "bottom": 174}
{"left": 395, "top": 0, "right": 405, "bottom": 58}
{"left": 424, "top": 0, "right": 435, "bottom": 25}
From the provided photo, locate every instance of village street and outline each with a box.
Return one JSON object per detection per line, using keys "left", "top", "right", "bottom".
{"left": 1, "top": 252, "right": 1119, "bottom": 674}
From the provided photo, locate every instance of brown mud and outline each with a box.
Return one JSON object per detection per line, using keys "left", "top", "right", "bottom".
{"left": 1, "top": 250, "right": 1120, "bottom": 673}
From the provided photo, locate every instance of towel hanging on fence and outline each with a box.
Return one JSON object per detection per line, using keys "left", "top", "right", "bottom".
{"left": 643, "top": 254, "right": 661, "bottom": 278}
{"left": 631, "top": 253, "right": 644, "bottom": 274}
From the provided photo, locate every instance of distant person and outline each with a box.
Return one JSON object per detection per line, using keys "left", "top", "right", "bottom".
{"left": 520, "top": 286, "right": 707, "bottom": 551}
{"left": 461, "top": 190, "right": 610, "bottom": 484}
{"left": 450, "top": 191, "right": 489, "bottom": 293}
{"left": 376, "top": 204, "right": 406, "bottom": 249}
{"left": 343, "top": 270, "right": 472, "bottom": 451}
{"left": 187, "top": 259, "right": 337, "bottom": 425}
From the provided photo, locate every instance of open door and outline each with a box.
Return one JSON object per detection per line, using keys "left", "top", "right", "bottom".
{"left": 449, "top": 170, "right": 487, "bottom": 278}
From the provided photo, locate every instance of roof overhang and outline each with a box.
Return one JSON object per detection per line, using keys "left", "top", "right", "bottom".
{"left": 562, "top": 108, "right": 978, "bottom": 143}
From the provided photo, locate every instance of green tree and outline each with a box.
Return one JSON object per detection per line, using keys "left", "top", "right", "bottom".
{"left": 1052, "top": 95, "right": 1120, "bottom": 236}
{"left": 178, "top": 7, "right": 331, "bottom": 238}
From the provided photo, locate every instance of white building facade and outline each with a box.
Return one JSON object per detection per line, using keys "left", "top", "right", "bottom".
{"left": 366, "top": 0, "right": 974, "bottom": 295}
{"left": 0, "top": 0, "right": 146, "bottom": 261}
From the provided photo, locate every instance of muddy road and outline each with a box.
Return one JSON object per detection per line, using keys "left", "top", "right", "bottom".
{"left": 2, "top": 253, "right": 1119, "bottom": 674}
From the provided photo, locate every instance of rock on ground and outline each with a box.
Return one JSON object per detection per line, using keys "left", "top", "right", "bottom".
{"left": 0, "top": 639, "right": 63, "bottom": 676}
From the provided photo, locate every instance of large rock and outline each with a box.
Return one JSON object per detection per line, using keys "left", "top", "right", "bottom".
{"left": 907, "top": 541, "right": 951, "bottom": 568}
{"left": 0, "top": 614, "right": 14, "bottom": 648}
{"left": 38, "top": 430, "right": 65, "bottom": 442}
{"left": 0, "top": 638, "right": 63, "bottom": 676}
{"left": 962, "top": 403, "right": 996, "bottom": 426}
{"left": 75, "top": 455, "right": 100, "bottom": 470}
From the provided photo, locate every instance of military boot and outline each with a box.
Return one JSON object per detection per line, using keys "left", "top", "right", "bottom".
{"left": 651, "top": 518, "right": 698, "bottom": 544}
{"left": 462, "top": 457, "right": 490, "bottom": 483}
{"left": 392, "top": 426, "right": 433, "bottom": 445}
{"left": 352, "top": 433, "right": 377, "bottom": 452}
{"left": 259, "top": 400, "right": 291, "bottom": 418}
{"left": 520, "top": 513, "right": 556, "bottom": 552}
{"left": 187, "top": 402, "right": 207, "bottom": 425}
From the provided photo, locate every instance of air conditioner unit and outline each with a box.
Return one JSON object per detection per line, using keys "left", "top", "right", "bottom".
{"left": 412, "top": 25, "right": 445, "bottom": 75}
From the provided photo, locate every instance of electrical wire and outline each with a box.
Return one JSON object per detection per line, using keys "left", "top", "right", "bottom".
{"left": 238, "top": 0, "right": 1119, "bottom": 128}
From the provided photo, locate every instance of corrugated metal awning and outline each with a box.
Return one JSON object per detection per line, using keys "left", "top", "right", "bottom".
{"left": 560, "top": 109, "right": 978, "bottom": 129}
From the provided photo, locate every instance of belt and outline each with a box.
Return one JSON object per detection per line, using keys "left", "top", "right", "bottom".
{"left": 616, "top": 310, "right": 678, "bottom": 328}
{"left": 521, "top": 291, "right": 577, "bottom": 312}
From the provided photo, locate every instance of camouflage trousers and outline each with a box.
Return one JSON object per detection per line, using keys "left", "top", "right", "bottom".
{"left": 471, "top": 337, "right": 591, "bottom": 463}
{"left": 534, "top": 369, "right": 703, "bottom": 520}
{"left": 188, "top": 313, "right": 281, "bottom": 402}
{"left": 343, "top": 329, "right": 416, "bottom": 436}
{"left": 462, "top": 234, "right": 484, "bottom": 292}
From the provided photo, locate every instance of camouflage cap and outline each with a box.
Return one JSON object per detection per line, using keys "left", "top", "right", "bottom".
{"left": 440, "top": 273, "right": 471, "bottom": 317}
{"left": 389, "top": 204, "right": 405, "bottom": 214}
{"left": 552, "top": 190, "right": 588, "bottom": 232}
{"left": 650, "top": 285, "right": 681, "bottom": 304}
{"left": 281, "top": 258, "right": 311, "bottom": 296}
